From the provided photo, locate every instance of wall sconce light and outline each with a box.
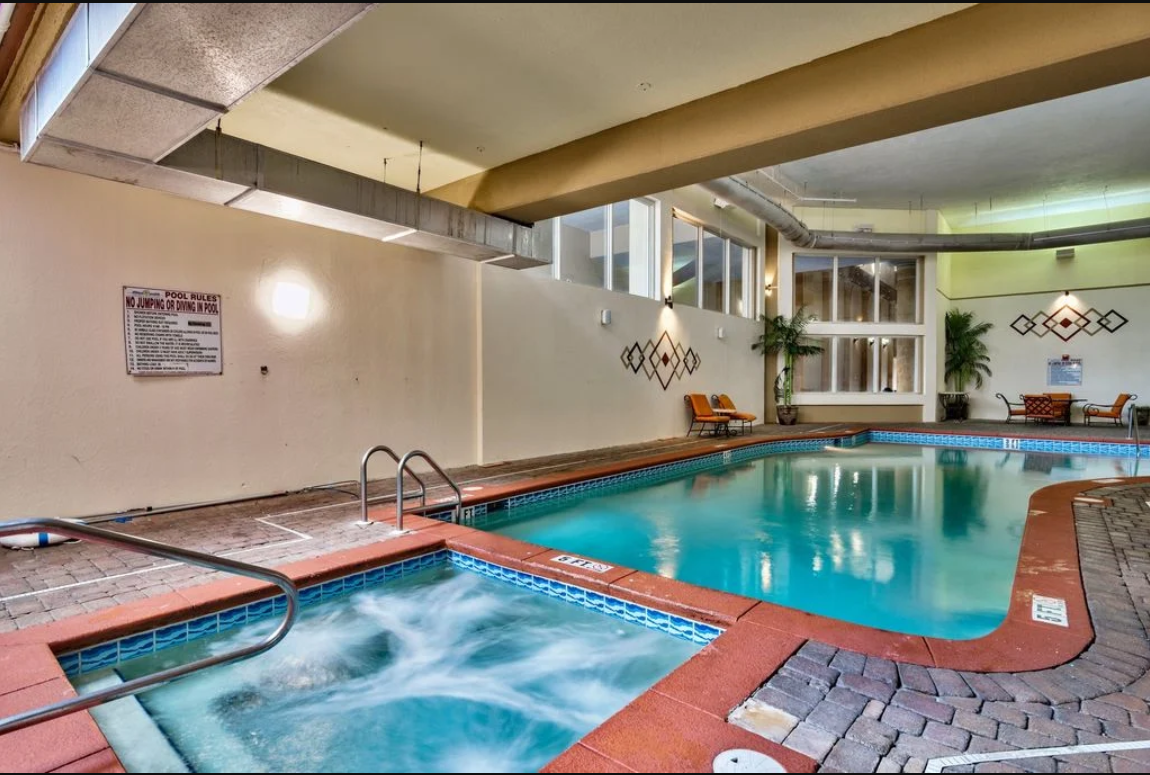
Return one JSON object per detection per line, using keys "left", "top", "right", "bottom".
{"left": 600, "top": 309, "right": 612, "bottom": 326}
{"left": 1064, "top": 290, "right": 1071, "bottom": 297}
{"left": 272, "top": 280, "right": 311, "bottom": 320}
{"left": 765, "top": 282, "right": 775, "bottom": 296}
{"left": 664, "top": 295, "right": 674, "bottom": 309}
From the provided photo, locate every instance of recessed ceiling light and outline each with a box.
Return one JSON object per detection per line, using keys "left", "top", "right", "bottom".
{"left": 637, "top": 82, "right": 652, "bottom": 91}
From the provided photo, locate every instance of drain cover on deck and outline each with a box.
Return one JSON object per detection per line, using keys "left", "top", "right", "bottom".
{"left": 713, "top": 749, "right": 786, "bottom": 773}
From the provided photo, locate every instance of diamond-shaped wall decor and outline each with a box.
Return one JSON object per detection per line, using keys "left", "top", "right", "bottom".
{"left": 621, "top": 331, "right": 700, "bottom": 390}
{"left": 1010, "top": 305, "right": 1130, "bottom": 341}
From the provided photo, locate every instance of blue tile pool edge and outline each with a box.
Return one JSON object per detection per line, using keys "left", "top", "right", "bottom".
{"left": 58, "top": 549, "right": 721, "bottom": 679}
{"left": 456, "top": 429, "right": 1149, "bottom": 524}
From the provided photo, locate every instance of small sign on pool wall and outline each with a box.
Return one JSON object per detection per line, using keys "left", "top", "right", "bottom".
{"left": 552, "top": 555, "right": 613, "bottom": 573}
{"left": 1031, "top": 594, "right": 1069, "bottom": 627}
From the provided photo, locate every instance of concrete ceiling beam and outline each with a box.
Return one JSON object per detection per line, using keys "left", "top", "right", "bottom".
{"left": 428, "top": 3, "right": 1150, "bottom": 224}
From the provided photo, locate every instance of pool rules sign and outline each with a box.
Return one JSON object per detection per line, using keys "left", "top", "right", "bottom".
{"left": 123, "top": 287, "right": 223, "bottom": 376}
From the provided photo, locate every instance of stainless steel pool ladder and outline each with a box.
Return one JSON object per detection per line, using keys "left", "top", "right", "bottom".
{"left": 395, "top": 450, "right": 463, "bottom": 532}
{"left": 0, "top": 518, "right": 299, "bottom": 737}
{"left": 359, "top": 445, "right": 430, "bottom": 525}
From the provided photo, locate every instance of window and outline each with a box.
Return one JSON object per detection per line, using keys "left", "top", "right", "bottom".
{"left": 701, "top": 230, "right": 724, "bottom": 312}
{"left": 795, "top": 337, "right": 832, "bottom": 392}
{"left": 837, "top": 257, "right": 875, "bottom": 322}
{"left": 877, "top": 258, "right": 918, "bottom": 323}
{"left": 730, "top": 242, "right": 747, "bottom": 317}
{"left": 789, "top": 255, "right": 925, "bottom": 396}
{"left": 798, "top": 337, "right": 923, "bottom": 394}
{"left": 672, "top": 212, "right": 756, "bottom": 316}
{"left": 879, "top": 337, "right": 920, "bottom": 392}
{"left": 559, "top": 206, "right": 607, "bottom": 288}
{"left": 671, "top": 217, "right": 698, "bottom": 308}
{"left": 794, "top": 256, "right": 833, "bottom": 321}
{"left": 835, "top": 336, "right": 875, "bottom": 393}
{"left": 534, "top": 198, "right": 657, "bottom": 296}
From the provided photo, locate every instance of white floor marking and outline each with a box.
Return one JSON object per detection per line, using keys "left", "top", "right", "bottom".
{"left": 925, "top": 739, "right": 1150, "bottom": 772}
{"left": 0, "top": 518, "right": 313, "bottom": 603}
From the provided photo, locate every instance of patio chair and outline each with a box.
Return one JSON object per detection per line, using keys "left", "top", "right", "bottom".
{"left": 685, "top": 394, "right": 730, "bottom": 437}
{"left": 1044, "top": 392, "right": 1073, "bottom": 424}
{"left": 1084, "top": 393, "right": 1138, "bottom": 426}
{"left": 1022, "top": 394, "right": 1060, "bottom": 424}
{"left": 712, "top": 393, "right": 756, "bottom": 434}
{"left": 995, "top": 393, "right": 1026, "bottom": 423}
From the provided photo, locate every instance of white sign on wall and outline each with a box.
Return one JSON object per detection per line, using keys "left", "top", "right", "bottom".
{"left": 123, "top": 287, "right": 223, "bottom": 376}
{"left": 1047, "top": 358, "right": 1082, "bottom": 387}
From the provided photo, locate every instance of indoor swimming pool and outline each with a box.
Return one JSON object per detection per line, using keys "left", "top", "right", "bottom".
{"left": 73, "top": 562, "right": 700, "bottom": 773}
{"left": 482, "top": 442, "right": 1135, "bottom": 639}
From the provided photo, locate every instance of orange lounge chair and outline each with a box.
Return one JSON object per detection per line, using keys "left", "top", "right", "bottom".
{"left": 685, "top": 394, "right": 730, "bottom": 437}
{"left": 996, "top": 393, "right": 1026, "bottom": 423}
{"left": 1084, "top": 393, "right": 1138, "bottom": 426}
{"left": 712, "top": 393, "right": 756, "bottom": 434}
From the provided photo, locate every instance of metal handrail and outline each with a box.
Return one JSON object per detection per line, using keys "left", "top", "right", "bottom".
{"left": 0, "top": 518, "right": 299, "bottom": 736}
{"left": 395, "top": 450, "right": 463, "bottom": 531}
{"left": 359, "top": 444, "right": 427, "bottom": 525}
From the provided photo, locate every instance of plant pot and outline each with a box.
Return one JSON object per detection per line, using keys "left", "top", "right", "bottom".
{"left": 1136, "top": 406, "right": 1149, "bottom": 427}
{"left": 938, "top": 392, "right": 969, "bottom": 422}
{"left": 776, "top": 406, "right": 798, "bottom": 426}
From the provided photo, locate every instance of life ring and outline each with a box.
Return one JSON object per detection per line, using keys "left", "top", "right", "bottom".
{"left": 0, "top": 520, "right": 81, "bottom": 550}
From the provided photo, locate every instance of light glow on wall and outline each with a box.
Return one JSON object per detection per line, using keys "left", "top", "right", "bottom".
{"left": 272, "top": 280, "right": 311, "bottom": 320}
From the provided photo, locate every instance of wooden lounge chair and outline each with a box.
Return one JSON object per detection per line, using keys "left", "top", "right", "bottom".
{"left": 995, "top": 393, "right": 1026, "bottom": 423}
{"left": 1084, "top": 393, "right": 1138, "bottom": 426}
{"left": 712, "top": 393, "right": 756, "bottom": 434}
{"left": 685, "top": 394, "right": 730, "bottom": 437}
{"left": 1022, "top": 394, "right": 1060, "bottom": 424}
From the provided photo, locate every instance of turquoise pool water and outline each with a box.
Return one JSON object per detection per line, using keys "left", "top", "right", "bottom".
{"left": 76, "top": 565, "right": 698, "bottom": 773}
{"left": 485, "top": 443, "right": 1135, "bottom": 640}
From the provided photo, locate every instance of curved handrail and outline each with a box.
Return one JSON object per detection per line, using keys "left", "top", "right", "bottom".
{"left": 395, "top": 450, "right": 463, "bottom": 531}
{"left": 0, "top": 518, "right": 300, "bottom": 736}
{"left": 360, "top": 445, "right": 427, "bottom": 525}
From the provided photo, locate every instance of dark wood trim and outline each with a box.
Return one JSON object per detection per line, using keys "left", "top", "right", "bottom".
{"left": 0, "top": 3, "right": 39, "bottom": 100}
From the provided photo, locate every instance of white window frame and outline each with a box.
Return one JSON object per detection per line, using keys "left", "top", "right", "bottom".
{"left": 792, "top": 254, "right": 926, "bottom": 398}
{"left": 548, "top": 198, "right": 658, "bottom": 296}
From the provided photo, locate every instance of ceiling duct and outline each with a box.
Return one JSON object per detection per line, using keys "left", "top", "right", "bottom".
{"left": 701, "top": 176, "right": 1150, "bottom": 253}
{"left": 18, "top": 3, "right": 540, "bottom": 269}
{"left": 161, "top": 131, "right": 536, "bottom": 264}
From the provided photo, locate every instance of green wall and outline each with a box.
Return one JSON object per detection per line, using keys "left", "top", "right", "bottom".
{"left": 944, "top": 202, "right": 1150, "bottom": 299}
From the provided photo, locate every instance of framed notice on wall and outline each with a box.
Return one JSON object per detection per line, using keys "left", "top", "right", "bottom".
{"left": 1047, "top": 358, "right": 1082, "bottom": 387}
{"left": 123, "top": 287, "right": 223, "bottom": 376}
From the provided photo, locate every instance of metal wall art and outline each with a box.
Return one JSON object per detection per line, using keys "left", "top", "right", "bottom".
{"left": 1010, "top": 304, "right": 1128, "bottom": 342}
{"left": 620, "top": 331, "right": 700, "bottom": 390}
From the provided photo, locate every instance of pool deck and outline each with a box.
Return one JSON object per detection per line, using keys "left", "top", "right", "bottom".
{"left": 1, "top": 420, "right": 1147, "bottom": 773}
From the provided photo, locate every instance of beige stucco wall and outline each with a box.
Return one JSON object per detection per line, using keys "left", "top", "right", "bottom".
{"left": 480, "top": 266, "right": 765, "bottom": 463}
{"left": 1, "top": 155, "right": 769, "bottom": 515}
{"left": 0, "top": 154, "right": 478, "bottom": 517}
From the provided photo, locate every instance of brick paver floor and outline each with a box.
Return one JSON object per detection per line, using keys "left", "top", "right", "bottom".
{"left": 731, "top": 483, "right": 1150, "bottom": 773}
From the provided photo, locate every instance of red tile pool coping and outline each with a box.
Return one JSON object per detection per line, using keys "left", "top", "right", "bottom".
{"left": 0, "top": 426, "right": 1134, "bottom": 773}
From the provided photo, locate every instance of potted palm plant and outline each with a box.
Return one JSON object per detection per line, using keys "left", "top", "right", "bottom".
{"left": 942, "top": 308, "right": 994, "bottom": 421}
{"left": 753, "top": 309, "right": 824, "bottom": 425}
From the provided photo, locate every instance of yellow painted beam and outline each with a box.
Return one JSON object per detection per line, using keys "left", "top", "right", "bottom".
{"left": 0, "top": 3, "right": 78, "bottom": 144}
{"left": 430, "top": 3, "right": 1150, "bottom": 224}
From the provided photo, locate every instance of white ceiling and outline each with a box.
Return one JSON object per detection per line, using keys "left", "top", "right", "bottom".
{"left": 221, "top": 2, "right": 972, "bottom": 192}
{"left": 771, "top": 76, "right": 1150, "bottom": 225}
